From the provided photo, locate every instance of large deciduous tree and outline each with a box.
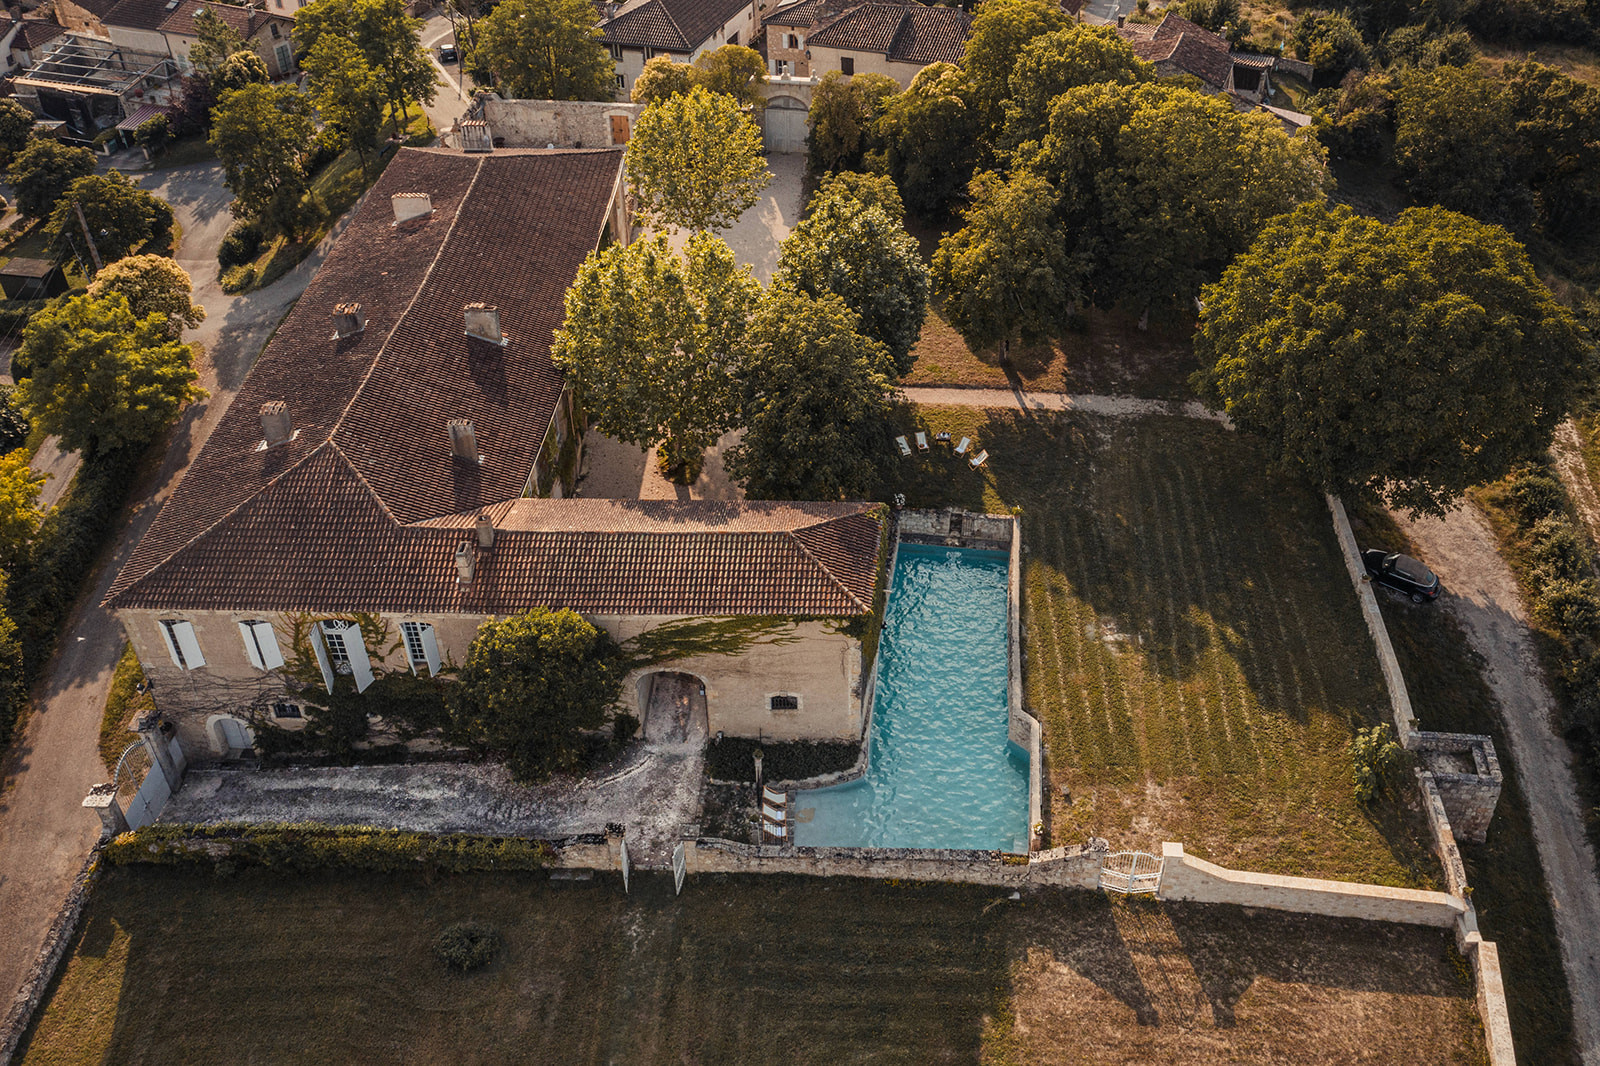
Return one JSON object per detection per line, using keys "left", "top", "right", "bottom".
{"left": 7, "top": 139, "right": 95, "bottom": 220}
{"left": 1502, "top": 60, "right": 1600, "bottom": 236}
{"left": 16, "top": 294, "right": 205, "bottom": 459}
{"left": 1034, "top": 82, "right": 1328, "bottom": 314}
{"left": 1394, "top": 64, "right": 1514, "bottom": 222}
{"left": 450, "top": 608, "right": 622, "bottom": 782}
{"left": 296, "top": 0, "right": 436, "bottom": 126}
{"left": 0, "top": 100, "right": 36, "bottom": 169}
{"left": 1192, "top": 203, "right": 1592, "bottom": 516}
{"left": 726, "top": 286, "right": 898, "bottom": 501}
{"left": 805, "top": 70, "right": 899, "bottom": 176}
{"left": 553, "top": 233, "right": 760, "bottom": 482}
{"left": 303, "top": 35, "right": 386, "bottom": 174}
{"left": 47, "top": 173, "right": 174, "bottom": 265}
{"left": 0, "top": 451, "right": 43, "bottom": 572}
{"left": 627, "top": 86, "right": 771, "bottom": 234}
{"left": 931, "top": 170, "right": 1085, "bottom": 359}
{"left": 1002, "top": 24, "right": 1151, "bottom": 158}
{"left": 472, "top": 0, "right": 616, "bottom": 101}
{"left": 774, "top": 181, "right": 928, "bottom": 376}
{"left": 88, "top": 255, "right": 206, "bottom": 336}
{"left": 631, "top": 46, "right": 768, "bottom": 109}
{"left": 961, "top": 0, "right": 1069, "bottom": 145}
{"left": 877, "top": 62, "right": 979, "bottom": 218}
{"left": 209, "top": 83, "right": 317, "bottom": 233}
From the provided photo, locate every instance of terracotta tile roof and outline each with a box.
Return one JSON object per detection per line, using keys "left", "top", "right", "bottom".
{"left": 102, "top": 0, "right": 291, "bottom": 37}
{"left": 600, "top": 0, "right": 749, "bottom": 51}
{"left": 1117, "top": 14, "right": 1231, "bottom": 89}
{"left": 803, "top": 1, "right": 969, "bottom": 63}
{"left": 11, "top": 19, "right": 66, "bottom": 51}
{"left": 806, "top": 3, "right": 906, "bottom": 53}
{"left": 106, "top": 147, "right": 626, "bottom": 611}
{"left": 763, "top": 0, "right": 839, "bottom": 27}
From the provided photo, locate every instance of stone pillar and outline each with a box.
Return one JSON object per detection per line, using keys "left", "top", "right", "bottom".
{"left": 134, "top": 710, "right": 180, "bottom": 794}
{"left": 604, "top": 821, "right": 625, "bottom": 869}
{"left": 82, "top": 783, "right": 129, "bottom": 840}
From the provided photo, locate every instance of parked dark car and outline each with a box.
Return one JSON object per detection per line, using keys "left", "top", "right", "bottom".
{"left": 1362, "top": 548, "right": 1441, "bottom": 603}
{"left": 438, "top": 44, "right": 459, "bottom": 63}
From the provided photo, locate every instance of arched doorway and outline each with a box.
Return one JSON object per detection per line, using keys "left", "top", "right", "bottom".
{"left": 638, "top": 671, "right": 708, "bottom": 744}
{"left": 206, "top": 714, "right": 255, "bottom": 758}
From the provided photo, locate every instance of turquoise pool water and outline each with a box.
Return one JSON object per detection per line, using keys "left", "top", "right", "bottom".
{"left": 794, "top": 543, "right": 1030, "bottom": 853}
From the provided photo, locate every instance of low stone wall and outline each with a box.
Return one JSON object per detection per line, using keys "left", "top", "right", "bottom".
{"left": 685, "top": 837, "right": 1101, "bottom": 888}
{"left": 897, "top": 507, "right": 1014, "bottom": 551}
{"left": 1414, "top": 731, "right": 1503, "bottom": 844}
{"left": 1326, "top": 495, "right": 1419, "bottom": 738}
{"left": 0, "top": 851, "right": 101, "bottom": 1066}
{"left": 465, "top": 96, "right": 641, "bottom": 149}
{"left": 1157, "top": 843, "right": 1466, "bottom": 927}
{"left": 1466, "top": 938, "right": 1518, "bottom": 1064}
{"left": 1007, "top": 517, "right": 1044, "bottom": 848}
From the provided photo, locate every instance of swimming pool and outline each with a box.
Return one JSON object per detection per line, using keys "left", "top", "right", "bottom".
{"left": 794, "top": 543, "right": 1030, "bottom": 853}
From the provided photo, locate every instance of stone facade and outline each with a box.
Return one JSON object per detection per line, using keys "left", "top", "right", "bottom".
{"left": 1414, "top": 731, "right": 1503, "bottom": 845}
{"left": 468, "top": 96, "right": 644, "bottom": 150}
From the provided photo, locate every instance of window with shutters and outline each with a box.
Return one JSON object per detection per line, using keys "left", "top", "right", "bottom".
{"left": 321, "top": 621, "right": 354, "bottom": 674}
{"left": 161, "top": 620, "right": 190, "bottom": 669}
{"left": 159, "top": 620, "right": 205, "bottom": 671}
{"left": 238, "top": 619, "right": 285, "bottom": 671}
{"left": 839, "top": 56, "right": 854, "bottom": 74}
{"left": 402, "top": 622, "right": 428, "bottom": 670}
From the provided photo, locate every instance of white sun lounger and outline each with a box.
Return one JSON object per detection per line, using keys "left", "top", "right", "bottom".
{"left": 896, "top": 435, "right": 912, "bottom": 457}
{"left": 955, "top": 437, "right": 970, "bottom": 456}
{"left": 969, "top": 450, "right": 989, "bottom": 468}
{"left": 762, "top": 821, "right": 788, "bottom": 841}
{"left": 915, "top": 431, "right": 929, "bottom": 451}
{"left": 762, "top": 803, "right": 785, "bottom": 822}
{"left": 762, "top": 785, "right": 787, "bottom": 807}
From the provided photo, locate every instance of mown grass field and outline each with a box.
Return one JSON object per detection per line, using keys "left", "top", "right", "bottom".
{"left": 894, "top": 406, "right": 1439, "bottom": 886}
{"left": 20, "top": 866, "right": 1484, "bottom": 1066}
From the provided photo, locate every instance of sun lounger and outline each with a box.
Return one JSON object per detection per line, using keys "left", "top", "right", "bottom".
{"left": 969, "top": 449, "right": 989, "bottom": 468}
{"left": 955, "top": 437, "right": 970, "bottom": 456}
{"left": 896, "top": 435, "right": 912, "bottom": 457}
{"left": 763, "top": 785, "right": 788, "bottom": 807}
{"left": 915, "top": 432, "right": 929, "bottom": 451}
{"left": 762, "top": 803, "right": 785, "bottom": 823}
{"left": 935, "top": 432, "right": 951, "bottom": 443}
{"left": 762, "top": 821, "right": 788, "bottom": 841}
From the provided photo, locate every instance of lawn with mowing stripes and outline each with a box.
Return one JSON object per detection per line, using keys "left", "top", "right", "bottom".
{"left": 895, "top": 406, "right": 1439, "bottom": 887}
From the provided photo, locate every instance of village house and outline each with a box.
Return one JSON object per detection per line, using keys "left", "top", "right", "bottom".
{"left": 598, "top": 0, "right": 758, "bottom": 94}
{"left": 99, "top": 0, "right": 299, "bottom": 80}
{"left": 760, "top": 0, "right": 969, "bottom": 85}
{"left": 1114, "top": 13, "right": 1308, "bottom": 105}
{"left": 103, "top": 145, "right": 887, "bottom": 765}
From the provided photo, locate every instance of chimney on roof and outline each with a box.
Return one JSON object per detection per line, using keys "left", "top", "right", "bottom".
{"left": 260, "top": 400, "right": 293, "bottom": 447}
{"left": 449, "top": 418, "right": 480, "bottom": 463}
{"left": 331, "top": 301, "right": 365, "bottom": 338}
{"left": 454, "top": 542, "right": 475, "bottom": 586}
{"left": 391, "top": 192, "right": 433, "bottom": 224}
{"left": 464, "top": 303, "right": 506, "bottom": 345}
{"left": 476, "top": 513, "right": 496, "bottom": 550}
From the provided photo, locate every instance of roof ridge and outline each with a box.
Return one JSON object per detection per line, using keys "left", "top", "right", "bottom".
{"left": 327, "top": 153, "right": 488, "bottom": 455}
{"left": 787, "top": 514, "right": 872, "bottom": 613}
{"left": 655, "top": 0, "right": 691, "bottom": 49}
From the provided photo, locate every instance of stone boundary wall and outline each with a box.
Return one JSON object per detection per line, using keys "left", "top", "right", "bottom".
{"left": 1008, "top": 516, "right": 1044, "bottom": 848}
{"left": 461, "top": 96, "right": 642, "bottom": 149}
{"left": 684, "top": 837, "right": 1101, "bottom": 888}
{"left": 896, "top": 507, "right": 1014, "bottom": 551}
{"left": 0, "top": 851, "right": 102, "bottom": 1066}
{"left": 1326, "top": 495, "right": 1419, "bottom": 737}
{"left": 1157, "top": 843, "right": 1465, "bottom": 926}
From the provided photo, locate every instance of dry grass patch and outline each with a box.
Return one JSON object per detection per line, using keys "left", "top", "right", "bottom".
{"left": 21, "top": 866, "right": 1483, "bottom": 1066}
{"left": 890, "top": 406, "right": 1440, "bottom": 886}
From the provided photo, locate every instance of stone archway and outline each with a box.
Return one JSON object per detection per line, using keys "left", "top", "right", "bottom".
{"left": 638, "top": 671, "right": 709, "bottom": 745}
{"left": 206, "top": 714, "right": 255, "bottom": 758}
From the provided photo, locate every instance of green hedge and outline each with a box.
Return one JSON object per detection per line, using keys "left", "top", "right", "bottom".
{"left": 103, "top": 823, "right": 555, "bottom": 874}
{"left": 706, "top": 736, "right": 859, "bottom": 783}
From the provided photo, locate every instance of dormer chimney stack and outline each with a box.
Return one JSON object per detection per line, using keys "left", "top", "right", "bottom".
{"left": 448, "top": 418, "right": 479, "bottom": 463}
{"left": 260, "top": 401, "right": 292, "bottom": 447}
{"left": 331, "top": 302, "right": 365, "bottom": 338}
{"left": 476, "top": 513, "right": 496, "bottom": 550}
{"left": 454, "top": 542, "right": 475, "bottom": 586}
{"left": 464, "top": 303, "right": 505, "bottom": 344}
{"left": 392, "top": 192, "right": 432, "bottom": 223}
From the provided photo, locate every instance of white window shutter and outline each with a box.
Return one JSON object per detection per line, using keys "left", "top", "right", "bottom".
{"left": 172, "top": 621, "right": 205, "bottom": 668}
{"left": 238, "top": 621, "right": 265, "bottom": 669}
{"left": 349, "top": 631, "right": 374, "bottom": 693}
{"left": 254, "top": 621, "right": 285, "bottom": 669}
{"left": 421, "top": 625, "right": 441, "bottom": 677}
{"left": 158, "top": 621, "right": 183, "bottom": 668}
{"left": 310, "top": 624, "right": 334, "bottom": 693}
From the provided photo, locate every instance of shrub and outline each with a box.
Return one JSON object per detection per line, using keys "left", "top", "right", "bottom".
{"left": 1528, "top": 515, "right": 1593, "bottom": 584}
{"left": 0, "top": 385, "right": 29, "bottom": 453}
{"left": 219, "top": 264, "right": 256, "bottom": 293}
{"left": 0, "top": 299, "right": 49, "bottom": 340}
{"left": 1533, "top": 579, "right": 1600, "bottom": 638}
{"left": 705, "top": 736, "right": 859, "bottom": 782}
{"left": 1509, "top": 471, "right": 1565, "bottom": 523}
{"left": 433, "top": 922, "right": 501, "bottom": 972}
{"left": 102, "top": 823, "right": 555, "bottom": 873}
{"left": 217, "top": 220, "right": 263, "bottom": 267}
{"left": 1351, "top": 723, "right": 1404, "bottom": 804}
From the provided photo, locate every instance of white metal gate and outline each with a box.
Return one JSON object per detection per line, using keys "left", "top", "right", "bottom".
{"left": 762, "top": 96, "right": 808, "bottom": 154}
{"left": 1098, "top": 851, "right": 1163, "bottom": 895}
{"left": 671, "top": 842, "right": 687, "bottom": 895}
{"left": 124, "top": 755, "right": 169, "bottom": 830}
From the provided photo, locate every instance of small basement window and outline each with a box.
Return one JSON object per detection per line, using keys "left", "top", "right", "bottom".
{"left": 272, "top": 701, "right": 303, "bottom": 720}
{"left": 769, "top": 694, "right": 800, "bottom": 712}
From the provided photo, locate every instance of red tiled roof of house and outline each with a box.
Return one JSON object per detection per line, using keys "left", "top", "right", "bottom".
{"left": 802, "top": 1, "right": 970, "bottom": 64}
{"left": 600, "top": 0, "right": 749, "bottom": 51}
{"left": 763, "top": 0, "right": 842, "bottom": 28}
{"left": 1117, "top": 13, "right": 1231, "bottom": 90}
{"left": 12, "top": 19, "right": 66, "bottom": 51}
{"left": 106, "top": 147, "right": 624, "bottom": 610}
{"left": 102, "top": 0, "right": 291, "bottom": 37}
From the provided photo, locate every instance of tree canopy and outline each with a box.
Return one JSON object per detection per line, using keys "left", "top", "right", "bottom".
{"left": 88, "top": 256, "right": 205, "bottom": 336}
{"left": 295, "top": 0, "right": 436, "bottom": 125}
{"left": 0, "top": 450, "right": 43, "bottom": 572}
{"left": 1394, "top": 64, "right": 1513, "bottom": 222}
{"left": 878, "top": 62, "right": 979, "bottom": 218}
{"left": 631, "top": 46, "right": 768, "bottom": 108}
{"left": 1001, "top": 24, "right": 1152, "bottom": 157}
{"left": 209, "top": 83, "right": 317, "bottom": 233}
{"left": 47, "top": 173, "right": 173, "bottom": 265}
{"left": 774, "top": 181, "right": 928, "bottom": 376}
{"left": 0, "top": 100, "right": 35, "bottom": 169}
{"left": 1032, "top": 81, "right": 1329, "bottom": 313}
{"left": 932, "top": 170, "right": 1084, "bottom": 358}
{"left": 190, "top": 8, "right": 251, "bottom": 75}
{"left": 303, "top": 34, "right": 386, "bottom": 174}
{"left": 16, "top": 293, "right": 205, "bottom": 459}
{"left": 1192, "top": 203, "right": 1593, "bottom": 516}
{"left": 627, "top": 86, "right": 771, "bottom": 233}
{"left": 807, "top": 170, "right": 905, "bottom": 223}
{"left": 961, "top": 0, "right": 1069, "bottom": 144}
{"left": 726, "top": 286, "right": 897, "bottom": 501}
{"left": 804, "top": 70, "right": 898, "bottom": 176}
{"left": 553, "top": 233, "right": 760, "bottom": 482}
{"left": 631, "top": 54, "right": 694, "bottom": 104}
{"left": 472, "top": 0, "right": 616, "bottom": 101}
{"left": 449, "top": 608, "right": 622, "bottom": 781}
{"left": 7, "top": 139, "right": 95, "bottom": 220}
{"left": 1290, "top": 11, "right": 1369, "bottom": 83}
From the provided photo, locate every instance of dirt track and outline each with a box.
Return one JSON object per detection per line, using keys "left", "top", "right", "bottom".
{"left": 1394, "top": 503, "right": 1600, "bottom": 1065}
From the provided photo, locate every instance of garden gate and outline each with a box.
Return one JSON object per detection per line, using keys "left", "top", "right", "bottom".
{"left": 1098, "top": 851, "right": 1163, "bottom": 895}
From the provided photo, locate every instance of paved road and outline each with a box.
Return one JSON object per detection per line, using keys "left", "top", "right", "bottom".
{"left": 27, "top": 437, "right": 80, "bottom": 512}
{"left": 901, "top": 386, "right": 1227, "bottom": 423}
{"left": 0, "top": 161, "right": 333, "bottom": 1013}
